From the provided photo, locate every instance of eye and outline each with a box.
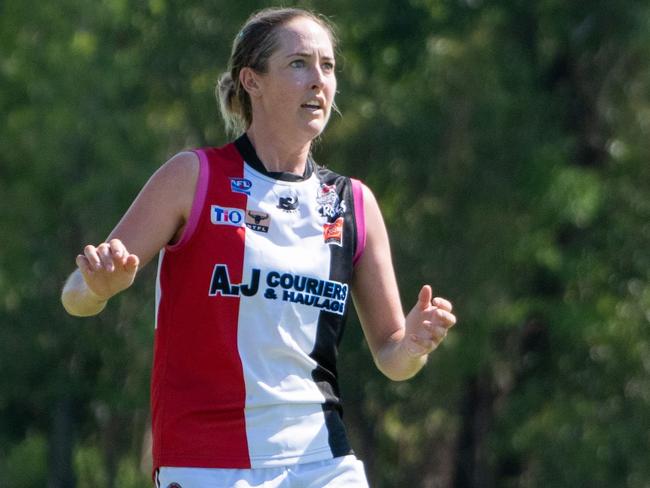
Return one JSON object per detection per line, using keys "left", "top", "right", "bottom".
{"left": 290, "top": 59, "right": 306, "bottom": 68}
{"left": 322, "top": 61, "right": 335, "bottom": 73}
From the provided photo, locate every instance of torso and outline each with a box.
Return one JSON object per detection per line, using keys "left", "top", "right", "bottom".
{"left": 151, "top": 136, "right": 364, "bottom": 471}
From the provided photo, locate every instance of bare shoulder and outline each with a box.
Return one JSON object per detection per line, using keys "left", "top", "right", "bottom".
{"left": 360, "top": 181, "right": 378, "bottom": 205}
{"left": 165, "top": 150, "right": 200, "bottom": 172}
{"left": 155, "top": 151, "right": 201, "bottom": 227}
{"left": 145, "top": 151, "right": 200, "bottom": 211}
{"left": 153, "top": 151, "right": 200, "bottom": 187}
{"left": 359, "top": 182, "right": 385, "bottom": 231}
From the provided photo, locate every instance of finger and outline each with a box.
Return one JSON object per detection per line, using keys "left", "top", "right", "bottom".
{"left": 429, "top": 324, "right": 448, "bottom": 342}
{"left": 125, "top": 254, "right": 140, "bottom": 272}
{"left": 83, "top": 245, "right": 102, "bottom": 270}
{"left": 417, "top": 285, "right": 433, "bottom": 311}
{"left": 96, "top": 243, "right": 115, "bottom": 272}
{"left": 435, "top": 309, "right": 457, "bottom": 328}
{"left": 409, "top": 334, "right": 436, "bottom": 353}
{"left": 109, "top": 238, "right": 127, "bottom": 265}
{"left": 433, "top": 297, "right": 453, "bottom": 312}
{"left": 76, "top": 254, "right": 92, "bottom": 274}
{"left": 422, "top": 319, "right": 446, "bottom": 335}
{"left": 405, "top": 336, "right": 429, "bottom": 356}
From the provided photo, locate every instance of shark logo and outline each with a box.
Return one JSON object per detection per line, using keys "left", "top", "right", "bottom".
{"left": 276, "top": 190, "right": 300, "bottom": 213}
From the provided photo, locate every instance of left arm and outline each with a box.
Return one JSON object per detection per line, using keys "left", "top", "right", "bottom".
{"left": 351, "top": 183, "right": 457, "bottom": 381}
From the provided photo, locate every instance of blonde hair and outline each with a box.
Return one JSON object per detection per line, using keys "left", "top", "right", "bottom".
{"left": 217, "top": 7, "right": 337, "bottom": 135}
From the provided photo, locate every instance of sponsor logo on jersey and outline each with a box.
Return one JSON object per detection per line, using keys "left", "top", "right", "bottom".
{"left": 230, "top": 177, "right": 252, "bottom": 195}
{"left": 210, "top": 205, "right": 245, "bottom": 227}
{"left": 276, "top": 189, "right": 300, "bottom": 212}
{"left": 246, "top": 210, "right": 270, "bottom": 233}
{"left": 208, "top": 265, "right": 348, "bottom": 315}
{"left": 209, "top": 265, "right": 260, "bottom": 297}
{"left": 323, "top": 217, "right": 344, "bottom": 246}
{"left": 316, "top": 183, "right": 346, "bottom": 218}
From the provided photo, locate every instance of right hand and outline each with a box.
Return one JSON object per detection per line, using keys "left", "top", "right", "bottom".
{"left": 76, "top": 238, "right": 140, "bottom": 301}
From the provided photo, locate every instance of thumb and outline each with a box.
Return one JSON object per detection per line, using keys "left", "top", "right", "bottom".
{"left": 417, "top": 285, "right": 433, "bottom": 310}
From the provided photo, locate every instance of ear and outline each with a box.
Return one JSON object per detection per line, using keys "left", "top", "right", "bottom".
{"left": 239, "top": 67, "right": 262, "bottom": 98}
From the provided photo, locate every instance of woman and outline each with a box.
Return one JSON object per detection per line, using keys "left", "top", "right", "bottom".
{"left": 61, "top": 7, "right": 456, "bottom": 488}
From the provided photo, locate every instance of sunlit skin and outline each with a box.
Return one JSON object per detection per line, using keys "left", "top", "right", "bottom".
{"left": 241, "top": 17, "right": 337, "bottom": 174}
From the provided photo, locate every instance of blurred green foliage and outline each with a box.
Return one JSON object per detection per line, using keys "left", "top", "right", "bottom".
{"left": 2, "top": 0, "right": 650, "bottom": 486}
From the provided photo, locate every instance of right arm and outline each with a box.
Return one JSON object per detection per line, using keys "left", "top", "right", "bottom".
{"left": 61, "top": 151, "right": 200, "bottom": 317}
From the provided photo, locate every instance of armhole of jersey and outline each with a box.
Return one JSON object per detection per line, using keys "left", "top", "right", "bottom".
{"left": 165, "top": 149, "right": 209, "bottom": 252}
{"left": 351, "top": 178, "right": 366, "bottom": 266}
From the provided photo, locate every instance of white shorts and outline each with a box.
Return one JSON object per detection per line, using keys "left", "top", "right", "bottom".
{"left": 155, "top": 455, "right": 369, "bottom": 488}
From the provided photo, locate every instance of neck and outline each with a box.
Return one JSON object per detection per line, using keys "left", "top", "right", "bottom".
{"left": 245, "top": 123, "right": 312, "bottom": 175}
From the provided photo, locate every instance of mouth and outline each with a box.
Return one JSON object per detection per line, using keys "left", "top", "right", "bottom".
{"left": 301, "top": 100, "right": 325, "bottom": 112}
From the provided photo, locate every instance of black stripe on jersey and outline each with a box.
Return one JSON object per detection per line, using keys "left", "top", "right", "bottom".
{"left": 310, "top": 167, "right": 357, "bottom": 458}
{"left": 323, "top": 407, "right": 353, "bottom": 458}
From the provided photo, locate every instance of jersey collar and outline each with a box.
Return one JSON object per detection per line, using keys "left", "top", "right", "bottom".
{"left": 234, "top": 133, "right": 315, "bottom": 182}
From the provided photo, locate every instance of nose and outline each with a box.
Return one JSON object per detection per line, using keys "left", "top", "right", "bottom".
{"left": 310, "top": 65, "right": 326, "bottom": 90}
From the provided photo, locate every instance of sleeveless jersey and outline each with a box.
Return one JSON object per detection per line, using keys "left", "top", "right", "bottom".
{"left": 152, "top": 135, "right": 367, "bottom": 472}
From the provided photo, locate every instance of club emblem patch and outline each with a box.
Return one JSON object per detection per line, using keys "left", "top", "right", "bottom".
{"left": 323, "top": 217, "right": 344, "bottom": 246}
{"left": 316, "top": 183, "right": 346, "bottom": 219}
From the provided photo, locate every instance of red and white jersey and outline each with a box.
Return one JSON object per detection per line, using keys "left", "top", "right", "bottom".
{"left": 152, "top": 135, "right": 366, "bottom": 472}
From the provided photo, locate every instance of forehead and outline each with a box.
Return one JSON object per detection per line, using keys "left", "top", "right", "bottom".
{"left": 275, "top": 17, "right": 334, "bottom": 56}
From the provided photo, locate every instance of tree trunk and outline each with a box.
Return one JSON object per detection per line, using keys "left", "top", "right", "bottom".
{"left": 452, "top": 374, "right": 494, "bottom": 488}
{"left": 47, "top": 396, "right": 76, "bottom": 488}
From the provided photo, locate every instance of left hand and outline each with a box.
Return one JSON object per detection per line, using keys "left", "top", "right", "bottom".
{"left": 403, "top": 285, "right": 456, "bottom": 357}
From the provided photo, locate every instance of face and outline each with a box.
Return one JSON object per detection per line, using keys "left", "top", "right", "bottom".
{"left": 246, "top": 17, "right": 337, "bottom": 141}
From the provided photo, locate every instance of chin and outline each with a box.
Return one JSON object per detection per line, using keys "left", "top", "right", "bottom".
{"left": 298, "top": 122, "right": 327, "bottom": 142}
{"left": 306, "top": 116, "right": 331, "bottom": 139}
